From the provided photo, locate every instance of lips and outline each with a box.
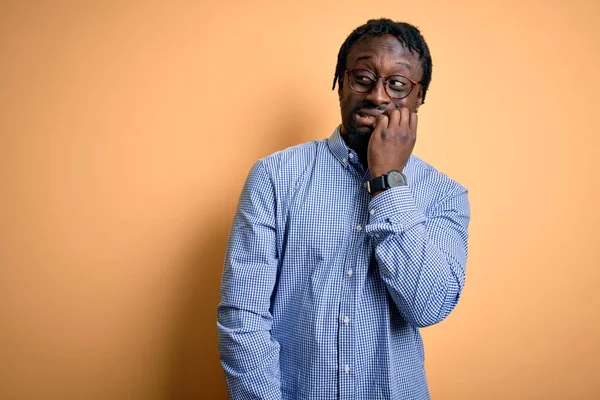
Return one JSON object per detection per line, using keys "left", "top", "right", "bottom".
{"left": 353, "top": 109, "right": 383, "bottom": 126}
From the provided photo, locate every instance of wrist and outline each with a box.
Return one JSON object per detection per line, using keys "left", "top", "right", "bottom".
{"left": 365, "top": 170, "right": 407, "bottom": 195}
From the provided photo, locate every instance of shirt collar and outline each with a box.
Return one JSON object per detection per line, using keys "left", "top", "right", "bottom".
{"left": 327, "top": 125, "right": 361, "bottom": 170}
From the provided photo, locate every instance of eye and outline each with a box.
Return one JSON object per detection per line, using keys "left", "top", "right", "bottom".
{"left": 388, "top": 76, "right": 409, "bottom": 90}
{"left": 355, "top": 74, "right": 374, "bottom": 84}
{"left": 349, "top": 69, "right": 376, "bottom": 85}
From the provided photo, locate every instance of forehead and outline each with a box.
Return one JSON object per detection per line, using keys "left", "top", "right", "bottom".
{"left": 347, "top": 34, "right": 422, "bottom": 74}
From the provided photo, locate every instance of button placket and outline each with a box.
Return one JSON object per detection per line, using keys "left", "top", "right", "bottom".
{"left": 339, "top": 260, "right": 355, "bottom": 397}
{"left": 339, "top": 203, "right": 369, "bottom": 398}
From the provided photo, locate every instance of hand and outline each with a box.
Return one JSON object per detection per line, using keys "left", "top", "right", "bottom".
{"left": 367, "top": 107, "right": 417, "bottom": 179}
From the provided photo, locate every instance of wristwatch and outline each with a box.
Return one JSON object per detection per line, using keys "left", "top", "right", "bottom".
{"left": 365, "top": 170, "right": 407, "bottom": 194}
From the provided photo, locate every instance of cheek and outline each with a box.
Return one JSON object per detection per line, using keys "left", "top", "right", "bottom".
{"left": 395, "top": 95, "right": 419, "bottom": 111}
{"left": 340, "top": 95, "right": 352, "bottom": 116}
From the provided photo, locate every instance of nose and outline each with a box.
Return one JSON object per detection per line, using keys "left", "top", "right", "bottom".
{"left": 364, "top": 78, "right": 391, "bottom": 107}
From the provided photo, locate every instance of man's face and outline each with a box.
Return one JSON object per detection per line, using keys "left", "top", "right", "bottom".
{"left": 339, "top": 34, "right": 424, "bottom": 140}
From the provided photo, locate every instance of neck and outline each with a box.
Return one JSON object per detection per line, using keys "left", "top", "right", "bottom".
{"left": 341, "top": 132, "right": 369, "bottom": 169}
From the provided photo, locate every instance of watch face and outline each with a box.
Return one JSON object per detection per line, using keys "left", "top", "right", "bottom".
{"left": 387, "top": 170, "right": 406, "bottom": 187}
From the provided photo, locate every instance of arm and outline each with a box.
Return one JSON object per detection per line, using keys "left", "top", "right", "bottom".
{"left": 365, "top": 107, "right": 469, "bottom": 327}
{"left": 365, "top": 185, "right": 470, "bottom": 327}
{"left": 217, "top": 160, "right": 282, "bottom": 399}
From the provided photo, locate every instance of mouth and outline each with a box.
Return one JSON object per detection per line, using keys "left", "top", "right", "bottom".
{"left": 353, "top": 109, "right": 383, "bottom": 127}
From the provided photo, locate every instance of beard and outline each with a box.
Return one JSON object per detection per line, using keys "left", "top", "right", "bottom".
{"left": 341, "top": 100, "right": 382, "bottom": 168}
{"left": 342, "top": 123, "right": 372, "bottom": 168}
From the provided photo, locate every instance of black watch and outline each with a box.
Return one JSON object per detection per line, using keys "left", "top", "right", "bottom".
{"left": 365, "top": 170, "right": 407, "bottom": 194}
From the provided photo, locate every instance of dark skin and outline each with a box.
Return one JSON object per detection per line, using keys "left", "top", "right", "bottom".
{"left": 338, "top": 34, "right": 424, "bottom": 191}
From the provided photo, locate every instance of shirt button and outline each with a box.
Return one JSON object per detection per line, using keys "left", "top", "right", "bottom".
{"left": 346, "top": 269, "right": 353, "bottom": 277}
{"left": 342, "top": 158, "right": 347, "bottom": 163}
{"left": 344, "top": 365, "right": 350, "bottom": 374}
{"left": 348, "top": 153, "right": 354, "bottom": 159}
{"left": 343, "top": 316, "right": 350, "bottom": 325}
{"left": 356, "top": 225, "right": 362, "bottom": 231}
{"left": 369, "top": 209, "right": 375, "bottom": 215}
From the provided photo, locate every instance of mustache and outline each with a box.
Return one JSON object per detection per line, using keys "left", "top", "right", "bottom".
{"left": 352, "top": 102, "right": 397, "bottom": 114}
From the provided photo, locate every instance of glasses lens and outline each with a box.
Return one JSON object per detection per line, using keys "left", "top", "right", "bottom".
{"left": 348, "top": 70, "right": 375, "bottom": 93}
{"left": 348, "top": 70, "right": 414, "bottom": 99}
{"left": 386, "top": 76, "right": 412, "bottom": 99}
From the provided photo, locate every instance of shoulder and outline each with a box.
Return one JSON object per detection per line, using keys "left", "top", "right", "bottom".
{"left": 241, "top": 139, "right": 327, "bottom": 217}
{"left": 241, "top": 139, "right": 327, "bottom": 194}
{"left": 407, "top": 155, "right": 469, "bottom": 211}
{"left": 409, "top": 155, "right": 467, "bottom": 191}
{"left": 248, "top": 139, "right": 329, "bottom": 195}
{"left": 257, "top": 139, "right": 325, "bottom": 175}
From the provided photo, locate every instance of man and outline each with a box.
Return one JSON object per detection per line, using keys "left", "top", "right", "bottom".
{"left": 217, "top": 18, "right": 470, "bottom": 399}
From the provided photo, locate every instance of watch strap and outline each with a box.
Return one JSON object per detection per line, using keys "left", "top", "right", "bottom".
{"left": 366, "top": 170, "right": 407, "bottom": 194}
{"left": 365, "top": 175, "right": 387, "bottom": 194}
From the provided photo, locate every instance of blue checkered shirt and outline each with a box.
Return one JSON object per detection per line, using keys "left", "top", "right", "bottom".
{"left": 218, "top": 126, "right": 470, "bottom": 399}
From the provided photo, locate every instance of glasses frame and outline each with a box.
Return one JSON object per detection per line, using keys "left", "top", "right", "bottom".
{"left": 345, "top": 69, "right": 420, "bottom": 100}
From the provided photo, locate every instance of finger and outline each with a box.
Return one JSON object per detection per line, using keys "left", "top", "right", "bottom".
{"left": 409, "top": 110, "right": 418, "bottom": 133}
{"left": 388, "top": 108, "right": 401, "bottom": 129}
{"left": 399, "top": 107, "right": 410, "bottom": 130}
{"left": 374, "top": 114, "right": 389, "bottom": 136}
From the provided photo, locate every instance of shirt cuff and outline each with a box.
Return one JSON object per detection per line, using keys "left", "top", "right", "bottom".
{"left": 365, "top": 186, "right": 426, "bottom": 234}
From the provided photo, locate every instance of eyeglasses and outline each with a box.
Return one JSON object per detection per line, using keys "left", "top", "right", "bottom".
{"left": 345, "top": 69, "right": 420, "bottom": 100}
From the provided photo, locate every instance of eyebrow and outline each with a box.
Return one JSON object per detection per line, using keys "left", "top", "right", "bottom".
{"left": 353, "top": 55, "right": 412, "bottom": 69}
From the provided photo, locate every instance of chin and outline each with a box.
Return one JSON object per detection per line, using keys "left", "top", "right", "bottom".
{"left": 341, "top": 118, "right": 374, "bottom": 138}
{"left": 349, "top": 124, "right": 373, "bottom": 137}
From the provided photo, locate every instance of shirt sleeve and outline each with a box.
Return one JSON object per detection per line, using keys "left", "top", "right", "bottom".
{"left": 364, "top": 185, "right": 471, "bottom": 327}
{"left": 217, "top": 160, "right": 282, "bottom": 399}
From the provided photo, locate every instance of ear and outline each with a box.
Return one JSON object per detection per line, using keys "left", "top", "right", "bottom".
{"left": 414, "top": 87, "right": 424, "bottom": 112}
{"left": 337, "top": 79, "right": 343, "bottom": 101}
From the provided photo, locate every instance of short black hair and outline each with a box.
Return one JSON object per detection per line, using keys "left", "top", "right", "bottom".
{"left": 332, "top": 18, "right": 433, "bottom": 103}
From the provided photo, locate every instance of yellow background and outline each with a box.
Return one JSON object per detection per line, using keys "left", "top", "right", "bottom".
{"left": 1, "top": 1, "right": 599, "bottom": 399}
